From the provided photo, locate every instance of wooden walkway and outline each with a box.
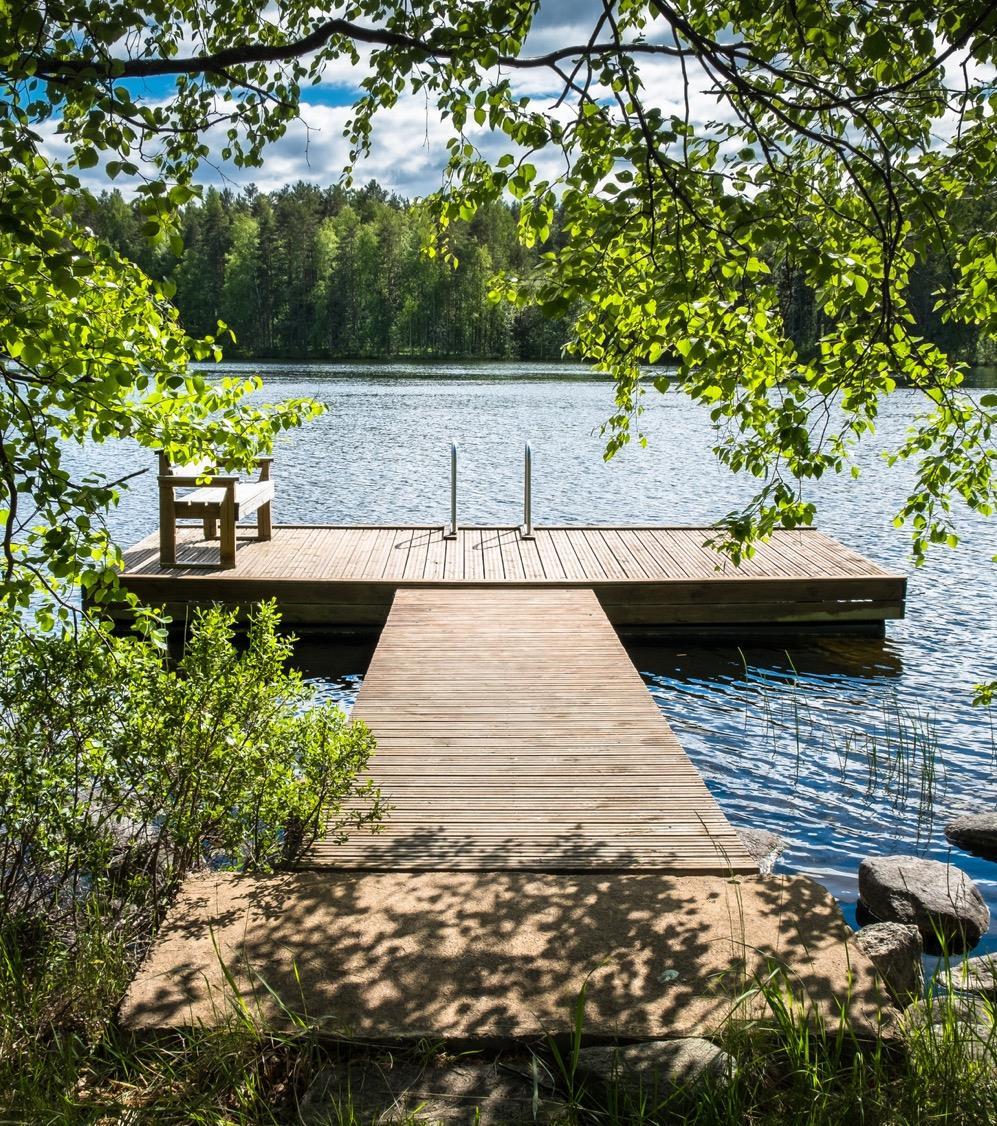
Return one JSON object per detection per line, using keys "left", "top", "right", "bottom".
{"left": 308, "top": 587, "right": 756, "bottom": 873}
{"left": 116, "top": 524, "right": 906, "bottom": 630}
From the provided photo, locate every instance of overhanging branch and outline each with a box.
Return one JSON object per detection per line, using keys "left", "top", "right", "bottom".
{"left": 33, "top": 17, "right": 690, "bottom": 83}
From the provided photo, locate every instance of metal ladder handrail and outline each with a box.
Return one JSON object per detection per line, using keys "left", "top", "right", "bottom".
{"left": 443, "top": 441, "right": 535, "bottom": 539}
{"left": 520, "top": 442, "right": 535, "bottom": 540}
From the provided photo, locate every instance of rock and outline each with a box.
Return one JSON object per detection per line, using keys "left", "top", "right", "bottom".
{"left": 940, "top": 953, "right": 997, "bottom": 1000}
{"left": 945, "top": 813, "right": 997, "bottom": 860}
{"left": 575, "top": 1038, "right": 733, "bottom": 1100}
{"left": 898, "top": 993, "right": 997, "bottom": 1067}
{"left": 858, "top": 855, "right": 990, "bottom": 955}
{"left": 298, "top": 1058, "right": 567, "bottom": 1125}
{"left": 900, "top": 1008, "right": 997, "bottom": 1068}
{"left": 955, "top": 1034, "right": 997, "bottom": 1068}
{"left": 854, "top": 922, "right": 924, "bottom": 1007}
{"left": 900, "top": 992, "right": 995, "bottom": 1035}
{"left": 736, "top": 827, "right": 787, "bottom": 875}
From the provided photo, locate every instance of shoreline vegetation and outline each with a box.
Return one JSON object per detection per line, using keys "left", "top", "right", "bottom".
{"left": 79, "top": 181, "right": 997, "bottom": 368}
{"left": 3, "top": 599, "right": 996, "bottom": 1123}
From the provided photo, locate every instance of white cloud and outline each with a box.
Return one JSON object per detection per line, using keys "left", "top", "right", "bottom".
{"left": 196, "top": 98, "right": 462, "bottom": 196}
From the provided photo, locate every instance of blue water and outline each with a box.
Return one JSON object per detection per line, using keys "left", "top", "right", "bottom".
{"left": 76, "top": 361, "right": 997, "bottom": 951}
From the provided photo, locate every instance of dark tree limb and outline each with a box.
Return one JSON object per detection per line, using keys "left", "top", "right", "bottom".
{"left": 33, "top": 17, "right": 690, "bottom": 82}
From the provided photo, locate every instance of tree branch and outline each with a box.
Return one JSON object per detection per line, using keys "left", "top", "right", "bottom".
{"left": 33, "top": 17, "right": 690, "bottom": 83}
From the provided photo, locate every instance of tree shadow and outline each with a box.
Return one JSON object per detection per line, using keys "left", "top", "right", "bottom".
{"left": 121, "top": 847, "right": 891, "bottom": 1044}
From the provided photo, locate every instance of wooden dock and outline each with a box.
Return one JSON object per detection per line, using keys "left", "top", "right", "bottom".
{"left": 310, "top": 587, "right": 756, "bottom": 873}
{"left": 116, "top": 524, "right": 905, "bottom": 631}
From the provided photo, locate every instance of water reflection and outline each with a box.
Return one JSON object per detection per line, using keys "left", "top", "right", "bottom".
{"left": 295, "top": 634, "right": 374, "bottom": 713}
{"left": 627, "top": 638, "right": 906, "bottom": 681}
{"left": 964, "top": 366, "right": 997, "bottom": 388}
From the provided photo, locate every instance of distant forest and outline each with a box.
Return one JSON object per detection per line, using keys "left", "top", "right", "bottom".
{"left": 77, "top": 180, "right": 995, "bottom": 364}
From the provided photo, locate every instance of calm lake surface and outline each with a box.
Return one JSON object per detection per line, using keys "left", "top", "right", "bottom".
{"left": 90, "top": 361, "right": 997, "bottom": 951}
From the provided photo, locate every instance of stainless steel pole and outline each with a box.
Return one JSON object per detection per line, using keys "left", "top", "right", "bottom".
{"left": 520, "top": 442, "right": 535, "bottom": 540}
{"left": 444, "top": 442, "right": 458, "bottom": 539}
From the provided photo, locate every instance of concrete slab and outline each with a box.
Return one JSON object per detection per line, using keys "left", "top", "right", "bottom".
{"left": 120, "top": 871, "right": 892, "bottom": 1040}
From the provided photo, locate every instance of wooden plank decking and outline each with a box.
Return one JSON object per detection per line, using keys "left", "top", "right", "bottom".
{"left": 308, "top": 587, "right": 756, "bottom": 873}
{"left": 116, "top": 524, "right": 906, "bottom": 630}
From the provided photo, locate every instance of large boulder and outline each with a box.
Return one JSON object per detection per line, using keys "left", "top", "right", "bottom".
{"left": 899, "top": 992, "right": 995, "bottom": 1035}
{"left": 858, "top": 855, "right": 990, "bottom": 955}
{"left": 854, "top": 922, "right": 923, "bottom": 1007}
{"left": 945, "top": 813, "right": 997, "bottom": 860}
{"left": 736, "top": 827, "right": 787, "bottom": 875}
{"left": 575, "top": 1038, "right": 733, "bottom": 1101}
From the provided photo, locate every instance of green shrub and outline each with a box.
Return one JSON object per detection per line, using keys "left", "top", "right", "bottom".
{"left": 0, "top": 600, "right": 383, "bottom": 929}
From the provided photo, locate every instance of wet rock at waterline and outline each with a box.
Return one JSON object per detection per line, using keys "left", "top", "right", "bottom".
{"left": 945, "top": 812, "right": 997, "bottom": 861}
{"left": 940, "top": 954, "right": 997, "bottom": 1000}
{"left": 854, "top": 922, "right": 923, "bottom": 1007}
{"left": 858, "top": 855, "right": 990, "bottom": 955}
{"left": 736, "top": 827, "right": 787, "bottom": 875}
{"left": 575, "top": 1039, "right": 733, "bottom": 1100}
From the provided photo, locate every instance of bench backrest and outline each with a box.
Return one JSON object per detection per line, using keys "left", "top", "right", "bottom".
{"left": 158, "top": 453, "right": 214, "bottom": 477}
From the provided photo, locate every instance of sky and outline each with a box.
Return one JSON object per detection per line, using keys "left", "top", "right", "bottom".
{"left": 230, "top": 0, "right": 727, "bottom": 197}
{"left": 47, "top": 0, "right": 729, "bottom": 199}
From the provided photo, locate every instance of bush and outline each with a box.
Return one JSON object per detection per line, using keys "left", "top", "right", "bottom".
{"left": 0, "top": 600, "right": 383, "bottom": 931}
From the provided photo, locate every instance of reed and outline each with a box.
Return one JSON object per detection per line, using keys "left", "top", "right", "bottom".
{"left": 739, "top": 654, "right": 945, "bottom": 846}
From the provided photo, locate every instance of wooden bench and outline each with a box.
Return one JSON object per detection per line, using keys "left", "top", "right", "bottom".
{"left": 158, "top": 454, "right": 274, "bottom": 569}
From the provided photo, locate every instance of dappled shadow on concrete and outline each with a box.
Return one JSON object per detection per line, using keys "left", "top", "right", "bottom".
{"left": 120, "top": 863, "right": 892, "bottom": 1043}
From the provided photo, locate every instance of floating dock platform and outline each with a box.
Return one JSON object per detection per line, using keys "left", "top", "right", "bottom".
{"left": 116, "top": 523, "right": 905, "bottom": 633}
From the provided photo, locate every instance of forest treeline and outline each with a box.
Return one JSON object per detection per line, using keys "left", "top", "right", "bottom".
{"left": 77, "top": 180, "right": 995, "bottom": 364}
{"left": 77, "top": 181, "right": 571, "bottom": 360}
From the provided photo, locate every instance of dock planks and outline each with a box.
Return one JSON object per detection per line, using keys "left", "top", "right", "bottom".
{"left": 307, "top": 587, "right": 756, "bottom": 874}
{"left": 115, "top": 524, "right": 906, "bottom": 630}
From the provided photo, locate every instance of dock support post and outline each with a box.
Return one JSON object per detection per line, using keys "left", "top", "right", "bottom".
{"left": 520, "top": 442, "right": 535, "bottom": 540}
{"left": 444, "top": 442, "right": 458, "bottom": 539}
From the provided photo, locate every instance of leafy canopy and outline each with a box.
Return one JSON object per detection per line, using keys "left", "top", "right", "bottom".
{"left": 2, "top": 2, "right": 996, "bottom": 603}
{"left": 0, "top": 4, "right": 326, "bottom": 618}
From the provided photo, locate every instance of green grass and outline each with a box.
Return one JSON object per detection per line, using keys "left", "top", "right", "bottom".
{"left": 545, "top": 964, "right": 997, "bottom": 1126}
{"left": 3, "top": 910, "right": 996, "bottom": 1125}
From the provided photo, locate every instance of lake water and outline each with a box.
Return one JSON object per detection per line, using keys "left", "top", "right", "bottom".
{"left": 88, "top": 360, "right": 997, "bottom": 952}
